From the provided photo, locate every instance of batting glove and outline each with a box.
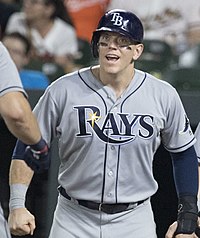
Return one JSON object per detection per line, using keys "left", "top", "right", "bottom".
{"left": 24, "top": 143, "right": 50, "bottom": 173}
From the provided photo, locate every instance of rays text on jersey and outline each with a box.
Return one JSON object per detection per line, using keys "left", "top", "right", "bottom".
{"left": 74, "top": 106, "right": 154, "bottom": 145}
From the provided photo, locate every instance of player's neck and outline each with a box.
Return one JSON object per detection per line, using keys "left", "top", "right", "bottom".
{"left": 92, "top": 66, "right": 135, "bottom": 98}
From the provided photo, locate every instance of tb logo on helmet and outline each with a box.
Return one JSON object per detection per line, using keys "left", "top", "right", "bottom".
{"left": 111, "top": 12, "right": 129, "bottom": 30}
{"left": 91, "top": 9, "right": 144, "bottom": 58}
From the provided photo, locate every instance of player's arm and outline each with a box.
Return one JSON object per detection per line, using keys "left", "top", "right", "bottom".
{"left": 165, "top": 145, "right": 199, "bottom": 238}
{"left": 0, "top": 91, "right": 41, "bottom": 144}
{"left": 0, "top": 91, "right": 50, "bottom": 235}
{"left": 8, "top": 159, "right": 35, "bottom": 236}
{"left": 8, "top": 138, "right": 50, "bottom": 235}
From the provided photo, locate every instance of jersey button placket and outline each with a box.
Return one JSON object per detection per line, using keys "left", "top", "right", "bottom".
{"left": 104, "top": 102, "right": 120, "bottom": 202}
{"left": 104, "top": 145, "right": 118, "bottom": 203}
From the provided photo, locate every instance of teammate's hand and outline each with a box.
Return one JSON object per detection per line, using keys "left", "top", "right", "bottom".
{"left": 8, "top": 207, "right": 35, "bottom": 236}
{"left": 24, "top": 144, "right": 50, "bottom": 173}
{"left": 165, "top": 222, "right": 198, "bottom": 238}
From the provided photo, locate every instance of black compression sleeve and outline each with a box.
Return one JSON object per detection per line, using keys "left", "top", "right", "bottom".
{"left": 170, "top": 145, "right": 198, "bottom": 196}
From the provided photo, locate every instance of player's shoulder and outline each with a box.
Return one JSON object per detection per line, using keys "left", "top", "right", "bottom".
{"left": 136, "top": 69, "right": 177, "bottom": 92}
{"left": 42, "top": 67, "right": 92, "bottom": 101}
{"left": 47, "top": 66, "right": 91, "bottom": 89}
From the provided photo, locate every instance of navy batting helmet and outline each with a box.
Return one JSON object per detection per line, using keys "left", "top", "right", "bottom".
{"left": 91, "top": 9, "right": 144, "bottom": 58}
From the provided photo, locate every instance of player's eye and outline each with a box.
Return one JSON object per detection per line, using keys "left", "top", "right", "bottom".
{"left": 98, "top": 33, "right": 136, "bottom": 50}
{"left": 117, "top": 37, "right": 132, "bottom": 47}
{"left": 98, "top": 42, "right": 109, "bottom": 47}
{"left": 100, "top": 34, "right": 111, "bottom": 42}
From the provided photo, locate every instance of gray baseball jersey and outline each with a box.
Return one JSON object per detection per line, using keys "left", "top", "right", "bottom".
{"left": 0, "top": 42, "right": 25, "bottom": 238}
{"left": 194, "top": 122, "right": 200, "bottom": 211}
{"left": 194, "top": 122, "right": 200, "bottom": 161}
{"left": 0, "top": 42, "right": 25, "bottom": 97}
{"left": 34, "top": 66, "right": 195, "bottom": 204}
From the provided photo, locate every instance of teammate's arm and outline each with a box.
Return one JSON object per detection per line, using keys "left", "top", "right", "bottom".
{"left": 8, "top": 159, "right": 35, "bottom": 236}
{"left": 8, "top": 134, "right": 50, "bottom": 236}
{"left": 8, "top": 137, "right": 50, "bottom": 236}
{"left": 0, "top": 91, "right": 41, "bottom": 144}
{"left": 1, "top": 91, "right": 48, "bottom": 235}
{"left": 0, "top": 41, "right": 48, "bottom": 236}
{"left": 0, "top": 91, "right": 44, "bottom": 236}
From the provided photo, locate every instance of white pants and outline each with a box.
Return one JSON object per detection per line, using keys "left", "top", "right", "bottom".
{"left": 49, "top": 195, "right": 157, "bottom": 238}
{"left": 0, "top": 206, "right": 11, "bottom": 238}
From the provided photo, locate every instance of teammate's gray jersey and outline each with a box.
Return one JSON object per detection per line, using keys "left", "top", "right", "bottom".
{"left": 0, "top": 42, "right": 25, "bottom": 97}
{"left": 34, "top": 67, "right": 195, "bottom": 203}
{"left": 194, "top": 122, "right": 200, "bottom": 161}
{"left": 0, "top": 42, "right": 24, "bottom": 238}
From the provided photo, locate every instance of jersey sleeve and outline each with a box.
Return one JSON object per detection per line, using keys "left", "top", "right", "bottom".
{"left": 33, "top": 88, "right": 59, "bottom": 146}
{"left": 0, "top": 42, "right": 26, "bottom": 97}
{"left": 161, "top": 87, "right": 195, "bottom": 153}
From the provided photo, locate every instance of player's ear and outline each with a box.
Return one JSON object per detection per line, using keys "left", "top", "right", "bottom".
{"left": 133, "top": 43, "right": 144, "bottom": 61}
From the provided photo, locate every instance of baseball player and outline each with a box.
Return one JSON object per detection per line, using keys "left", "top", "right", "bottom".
{"left": 194, "top": 123, "right": 200, "bottom": 210}
{"left": 0, "top": 42, "right": 49, "bottom": 237}
{"left": 194, "top": 122, "right": 200, "bottom": 162}
{"left": 8, "top": 9, "right": 199, "bottom": 237}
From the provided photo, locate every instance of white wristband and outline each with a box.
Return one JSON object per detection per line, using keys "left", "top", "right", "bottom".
{"left": 9, "top": 184, "right": 28, "bottom": 211}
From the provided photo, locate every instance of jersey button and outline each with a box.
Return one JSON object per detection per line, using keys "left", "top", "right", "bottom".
{"left": 111, "top": 145, "right": 115, "bottom": 150}
{"left": 108, "top": 170, "right": 113, "bottom": 176}
{"left": 107, "top": 193, "right": 112, "bottom": 197}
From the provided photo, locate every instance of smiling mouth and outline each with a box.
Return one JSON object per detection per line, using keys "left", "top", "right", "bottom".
{"left": 106, "top": 54, "right": 120, "bottom": 62}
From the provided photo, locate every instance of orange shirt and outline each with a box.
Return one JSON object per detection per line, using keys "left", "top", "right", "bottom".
{"left": 64, "top": 0, "right": 110, "bottom": 42}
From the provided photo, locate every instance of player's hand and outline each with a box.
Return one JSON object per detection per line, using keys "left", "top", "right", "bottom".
{"left": 165, "top": 222, "right": 198, "bottom": 238}
{"left": 195, "top": 214, "right": 200, "bottom": 236}
{"left": 8, "top": 207, "right": 35, "bottom": 236}
{"left": 24, "top": 144, "right": 50, "bottom": 173}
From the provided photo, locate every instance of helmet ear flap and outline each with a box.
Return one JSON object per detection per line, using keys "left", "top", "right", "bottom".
{"left": 91, "top": 32, "right": 100, "bottom": 58}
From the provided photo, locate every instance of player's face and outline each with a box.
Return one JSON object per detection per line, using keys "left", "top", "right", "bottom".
{"left": 98, "top": 32, "right": 143, "bottom": 74}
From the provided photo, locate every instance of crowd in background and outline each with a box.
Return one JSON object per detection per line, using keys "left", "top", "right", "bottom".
{"left": 0, "top": 0, "right": 111, "bottom": 88}
{"left": 0, "top": 0, "right": 200, "bottom": 87}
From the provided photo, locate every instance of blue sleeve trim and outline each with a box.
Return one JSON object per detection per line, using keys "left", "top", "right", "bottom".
{"left": 165, "top": 137, "right": 196, "bottom": 151}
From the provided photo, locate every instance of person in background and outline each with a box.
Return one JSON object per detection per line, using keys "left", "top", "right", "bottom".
{"left": 6, "top": 0, "right": 79, "bottom": 73}
{"left": 64, "top": 0, "right": 110, "bottom": 43}
{"left": 0, "top": 42, "right": 49, "bottom": 237}
{"left": 0, "top": 0, "right": 20, "bottom": 37}
{"left": 8, "top": 9, "right": 199, "bottom": 238}
{"left": 2, "top": 32, "right": 50, "bottom": 90}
